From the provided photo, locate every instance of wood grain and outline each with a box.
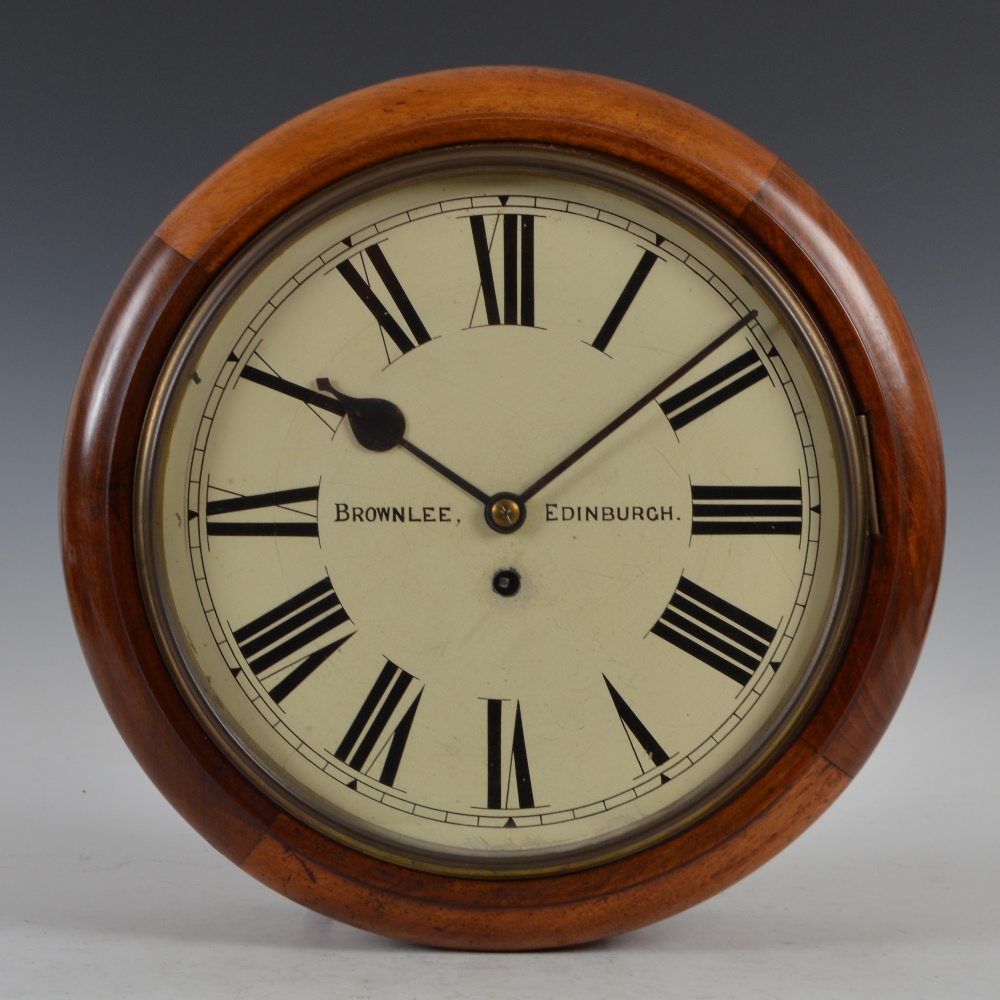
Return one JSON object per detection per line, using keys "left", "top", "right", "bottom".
{"left": 61, "top": 67, "right": 944, "bottom": 949}
{"left": 60, "top": 238, "right": 282, "bottom": 865}
{"left": 741, "top": 162, "right": 945, "bottom": 776}
{"left": 157, "top": 66, "right": 779, "bottom": 274}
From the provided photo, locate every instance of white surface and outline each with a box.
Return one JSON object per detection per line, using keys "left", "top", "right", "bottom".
{"left": 4, "top": 620, "right": 996, "bottom": 999}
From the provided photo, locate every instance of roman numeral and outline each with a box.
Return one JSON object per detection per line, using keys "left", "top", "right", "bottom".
{"left": 336, "top": 245, "right": 431, "bottom": 355}
{"left": 591, "top": 249, "right": 658, "bottom": 352}
{"left": 232, "top": 577, "right": 353, "bottom": 703}
{"left": 659, "top": 347, "right": 768, "bottom": 430}
{"left": 469, "top": 210, "right": 535, "bottom": 326}
{"left": 486, "top": 698, "right": 535, "bottom": 810}
{"left": 204, "top": 484, "right": 319, "bottom": 537}
{"left": 650, "top": 576, "right": 777, "bottom": 685}
{"left": 603, "top": 676, "right": 670, "bottom": 776}
{"left": 691, "top": 485, "right": 803, "bottom": 535}
{"left": 239, "top": 362, "right": 345, "bottom": 416}
{"left": 333, "top": 661, "right": 422, "bottom": 788}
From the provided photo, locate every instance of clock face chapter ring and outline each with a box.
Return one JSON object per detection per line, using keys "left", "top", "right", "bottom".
{"left": 61, "top": 68, "right": 945, "bottom": 949}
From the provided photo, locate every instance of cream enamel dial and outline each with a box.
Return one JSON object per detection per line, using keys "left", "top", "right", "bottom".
{"left": 138, "top": 149, "right": 864, "bottom": 874}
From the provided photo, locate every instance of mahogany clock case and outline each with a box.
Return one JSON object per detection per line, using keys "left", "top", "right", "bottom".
{"left": 60, "top": 68, "right": 944, "bottom": 949}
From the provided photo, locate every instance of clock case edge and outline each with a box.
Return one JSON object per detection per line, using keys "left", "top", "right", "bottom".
{"left": 60, "top": 66, "right": 945, "bottom": 950}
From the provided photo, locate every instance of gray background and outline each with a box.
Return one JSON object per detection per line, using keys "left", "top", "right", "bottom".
{"left": 2, "top": 2, "right": 996, "bottom": 997}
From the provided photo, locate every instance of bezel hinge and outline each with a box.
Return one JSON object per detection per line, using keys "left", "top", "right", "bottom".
{"left": 856, "top": 412, "right": 881, "bottom": 537}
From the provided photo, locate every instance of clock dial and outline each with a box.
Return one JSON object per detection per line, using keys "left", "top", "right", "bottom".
{"left": 137, "top": 150, "right": 865, "bottom": 872}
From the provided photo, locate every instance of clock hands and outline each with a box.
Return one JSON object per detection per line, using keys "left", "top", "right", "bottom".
{"left": 319, "top": 310, "right": 756, "bottom": 533}
{"left": 316, "top": 379, "right": 491, "bottom": 506}
{"left": 401, "top": 440, "right": 493, "bottom": 507}
{"left": 316, "top": 378, "right": 405, "bottom": 451}
{"left": 517, "top": 311, "right": 758, "bottom": 504}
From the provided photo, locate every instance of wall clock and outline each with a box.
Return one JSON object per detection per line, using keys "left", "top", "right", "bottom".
{"left": 61, "top": 67, "right": 944, "bottom": 949}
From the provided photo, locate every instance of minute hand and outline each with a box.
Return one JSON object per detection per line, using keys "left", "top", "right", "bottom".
{"left": 519, "top": 311, "right": 758, "bottom": 503}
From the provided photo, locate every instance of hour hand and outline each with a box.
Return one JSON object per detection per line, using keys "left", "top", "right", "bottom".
{"left": 317, "top": 378, "right": 491, "bottom": 505}
{"left": 316, "top": 378, "right": 405, "bottom": 451}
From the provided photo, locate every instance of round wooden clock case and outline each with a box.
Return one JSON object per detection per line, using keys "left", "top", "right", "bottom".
{"left": 61, "top": 67, "right": 944, "bottom": 949}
